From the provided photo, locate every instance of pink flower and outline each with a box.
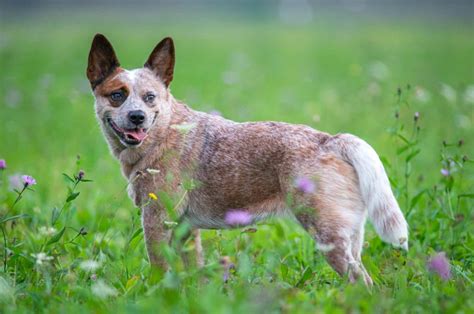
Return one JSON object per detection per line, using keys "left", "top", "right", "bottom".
{"left": 0, "top": 159, "right": 6, "bottom": 170}
{"left": 22, "top": 175, "right": 36, "bottom": 187}
{"left": 294, "top": 176, "right": 316, "bottom": 194}
{"left": 428, "top": 252, "right": 451, "bottom": 281}
{"left": 440, "top": 169, "right": 450, "bottom": 177}
{"left": 225, "top": 210, "right": 252, "bottom": 226}
{"left": 77, "top": 170, "right": 85, "bottom": 181}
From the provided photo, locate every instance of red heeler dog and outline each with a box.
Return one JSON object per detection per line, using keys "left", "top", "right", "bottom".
{"left": 87, "top": 34, "right": 408, "bottom": 286}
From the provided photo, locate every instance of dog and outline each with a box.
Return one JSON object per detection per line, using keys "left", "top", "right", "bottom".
{"left": 87, "top": 34, "right": 408, "bottom": 286}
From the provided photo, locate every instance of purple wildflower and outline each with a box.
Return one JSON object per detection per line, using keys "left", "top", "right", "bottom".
{"left": 220, "top": 256, "right": 235, "bottom": 283}
{"left": 22, "top": 175, "right": 36, "bottom": 187}
{"left": 428, "top": 252, "right": 451, "bottom": 281}
{"left": 225, "top": 210, "right": 252, "bottom": 226}
{"left": 440, "top": 168, "right": 450, "bottom": 177}
{"left": 294, "top": 176, "right": 316, "bottom": 194}
{"left": 0, "top": 159, "right": 6, "bottom": 170}
{"left": 77, "top": 170, "right": 85, "bottom": 181}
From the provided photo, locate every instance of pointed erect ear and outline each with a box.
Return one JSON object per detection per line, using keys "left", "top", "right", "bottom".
{"left": 87, "top": 34, "right": 120, "bottom": 89}
{"left": 144, "top": 37, "right": 175, "bottom": 87}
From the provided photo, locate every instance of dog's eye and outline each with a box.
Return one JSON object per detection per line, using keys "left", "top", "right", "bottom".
{"left": 144, "top": 93, "right": 156, "bottom": 103}
{"left": 110, "top": 91, "right": 125, "bottom": 102}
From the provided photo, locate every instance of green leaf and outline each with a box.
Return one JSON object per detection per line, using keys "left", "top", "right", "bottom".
{"left": 51, "top": 207, "right": 60, "bottom": 225}
{"left": 46, "top": 227, "right": 66, "bottom": 246}
{"left": 125, "top": 275, "right": 139, "bottom": 291}
{"left": 1, "top": 214, "right": 29, "bottom": 224}
{"left": 409, "top": 190, "right": 426, "bottom": 210}
{"left": 397, "top": 141, "right": 417, "bottom": 155}
{"left": 128, "top": 228, "right": 143, "bottom": 244}
{"left": 66, "top": 192, "right": 80, "bottom": 202}
{"left": 405, "top": 149, "right": 421, "bottom": 162}
{"left": 458, "top": 193, "right": 474, "bottom": 199}
{"left": 280, "top": 262, "right": 289, "bottom": 281}
{"left": 295, "top": 266, "right": 313, "bottom": 288}
{"left": 379, "top": 155, "right": 392, "bottom": 169}
{"left": 62, "top": 173, "right": 75, "bottom": 184}
{"left": 397, "top": 134, "right": 410, "bottom": 144}
{"left": 157, "top": 191, "right": 177, "bottom": 221}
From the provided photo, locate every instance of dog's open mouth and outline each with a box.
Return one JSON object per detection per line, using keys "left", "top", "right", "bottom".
{"left": 107, "top": 118, "right": 148, "bottom": 146}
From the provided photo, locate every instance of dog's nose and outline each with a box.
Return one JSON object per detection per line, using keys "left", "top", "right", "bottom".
{"left": 128, "top": 110, "right": 146, "bottom": 125}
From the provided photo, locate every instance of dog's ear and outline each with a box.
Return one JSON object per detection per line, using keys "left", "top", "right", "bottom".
{"left": 87, "top": 34, "right": 120, "bottom": 89}
{"left": 144, "top": 37, "right": 175, "bottom": 87}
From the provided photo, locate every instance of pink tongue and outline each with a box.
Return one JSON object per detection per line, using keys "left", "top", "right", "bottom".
{"left": 124, "top": 129, "right": 147, "bottom": 141}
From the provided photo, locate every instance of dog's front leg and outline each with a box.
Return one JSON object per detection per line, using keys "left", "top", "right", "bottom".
{"left": 169, "top": 217, "right": 205, "bottom": 268}
{"left": 141, "top": 203, "right": 171, "bottom": 269}
{"left": 193, "top": 229, "right": 204, "bottom": 268}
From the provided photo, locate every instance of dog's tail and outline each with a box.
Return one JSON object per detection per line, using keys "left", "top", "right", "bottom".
{"left": 329, "top": 133, "right": 408, "bottom": 250}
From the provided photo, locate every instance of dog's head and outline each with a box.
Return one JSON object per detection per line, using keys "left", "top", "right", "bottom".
{"left": 87, "top": 34, "right": 175, "bottom": 149}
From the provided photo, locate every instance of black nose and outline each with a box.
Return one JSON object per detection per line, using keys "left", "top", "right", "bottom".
{"left": 128, "top": 110, "right": 146, "bottom": 125}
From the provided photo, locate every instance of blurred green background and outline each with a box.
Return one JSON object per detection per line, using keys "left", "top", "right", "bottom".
{"left": 1, "top": 1, "right": 473, "bottom": 201}
{"left": 0, "top": 1, "right": 473, "bottom": 312}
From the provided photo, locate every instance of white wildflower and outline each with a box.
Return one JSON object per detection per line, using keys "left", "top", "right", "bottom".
{"left": 39, "top": 226, "right": 57, "bottom": 236}
{"left": 91, "top": 280, "right": 118, "bottom": 299}
{"left": 94, "top": 233, "right": 110, "bottom": 245}
{"left": 368, "top": 61, "right": 390, "bottom": 81}
{"left": 464, "top": 85, "right": 474, "bottom": 104}
{"left": 31, "top": 252, "right": 53, "bottom": 265}
{"left": 79, "top": 260, "right": 101, "bottom": 272}
{"left": 440, "top": 83, "right": 457, "bottom": 104}
{"left": 367, "top": 81, "right": 381, "bottom": 96}
{"left": 457, "top": 114, "right": 471, "bottom": 129}
{"left": 312, "top": 114, "right": 321, "bottom": 123}
{"left": 414, "top": 86, "right": 431, "bottom": 103}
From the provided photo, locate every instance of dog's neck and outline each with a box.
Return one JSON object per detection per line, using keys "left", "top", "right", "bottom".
{"left": 111, "top": 98, "right": 195, "bottom": 179}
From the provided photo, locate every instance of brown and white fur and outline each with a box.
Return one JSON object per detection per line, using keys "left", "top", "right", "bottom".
{"left": 87, "top": 34, "right": 408, "bottom": 286}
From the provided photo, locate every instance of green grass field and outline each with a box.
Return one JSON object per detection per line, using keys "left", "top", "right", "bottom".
{"left": 0, "top": 12, "right": 473, "bottom": 313}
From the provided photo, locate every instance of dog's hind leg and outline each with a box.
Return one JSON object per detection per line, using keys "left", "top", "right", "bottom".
{"left": 296, "top": 209, "right": 368, "bottom": 285}
{"left": 350, "top": 218, "right": 373, "bottom": 286}
{"left": 292, "top": 155, "right": 372, "bottom": 285}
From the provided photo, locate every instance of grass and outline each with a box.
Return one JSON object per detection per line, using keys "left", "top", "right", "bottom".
{"left": 0, "top": 11, "right": 473, "bottom": 313}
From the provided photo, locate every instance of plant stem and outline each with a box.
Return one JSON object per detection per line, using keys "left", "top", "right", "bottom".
{"left": 53, "top": 180, "right": 80, "bottom": 226}
{"left": 12, "top": 185, "right": 27, "bottom": 209}
{"left": 1, "top": 225, "right": 7, "bottom": 272}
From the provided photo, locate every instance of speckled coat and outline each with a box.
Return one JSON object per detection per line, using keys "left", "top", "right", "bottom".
{"left": 87, "top": 34, "right": 408, "bottom": 286}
